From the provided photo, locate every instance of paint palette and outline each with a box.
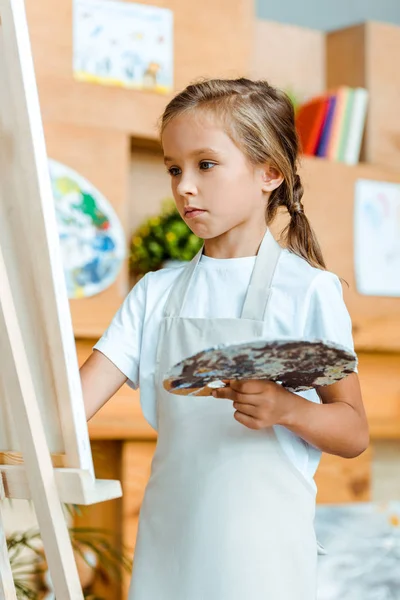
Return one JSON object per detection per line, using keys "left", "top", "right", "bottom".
{"left": 162, "top": 339, "right": 357, "bottom": 396}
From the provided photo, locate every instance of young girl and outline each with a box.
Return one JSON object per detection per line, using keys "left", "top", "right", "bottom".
{"left": 80, "top": 78, "right": 369, "bottom": 599}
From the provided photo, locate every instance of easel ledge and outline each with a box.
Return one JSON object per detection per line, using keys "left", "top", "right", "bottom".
{"left": 0, "top": 465, "right": 121, "bottom": 505}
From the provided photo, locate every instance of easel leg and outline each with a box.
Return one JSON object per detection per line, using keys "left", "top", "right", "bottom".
{"left": 0, "top": 477, "right": 17, "bottom": 600}
{"left": 0, "top": 243, "right": 84, "bottom": 599}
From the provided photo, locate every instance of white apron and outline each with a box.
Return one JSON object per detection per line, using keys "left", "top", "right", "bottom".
{"left": 128, "top": 228, "right": 318, "bottom": 599}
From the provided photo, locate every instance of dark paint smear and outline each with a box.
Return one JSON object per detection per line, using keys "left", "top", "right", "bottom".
{"left": 167, "top": 340, "right": 356, "bottom": 392}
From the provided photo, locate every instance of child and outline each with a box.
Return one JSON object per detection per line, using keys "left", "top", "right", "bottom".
{"left": 80, "top": 78, "right": 369, "bottom": 599}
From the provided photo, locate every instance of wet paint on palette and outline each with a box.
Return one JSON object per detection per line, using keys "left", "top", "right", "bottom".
{"left": 163, "top": 339, "right": 357, "bottom": 396}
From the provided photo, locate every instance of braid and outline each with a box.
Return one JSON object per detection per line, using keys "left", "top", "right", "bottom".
{"left": 286, "top": 174, "right": 304, "bottom": 217}
{"left": 283, "top": 172, "right": 326, "bottom": 269}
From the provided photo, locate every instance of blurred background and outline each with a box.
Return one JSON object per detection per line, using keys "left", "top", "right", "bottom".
{"left": 2, "top": 0, "right": 400, "bottom": 598}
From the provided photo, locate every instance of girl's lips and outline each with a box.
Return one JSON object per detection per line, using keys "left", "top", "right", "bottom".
{"left": 185, "top": 209, "right": 206, "bottom": 219}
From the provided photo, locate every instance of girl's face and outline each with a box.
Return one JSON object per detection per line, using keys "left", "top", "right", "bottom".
{"left": 162, "top": 111, "right": 281, "bottom": 243}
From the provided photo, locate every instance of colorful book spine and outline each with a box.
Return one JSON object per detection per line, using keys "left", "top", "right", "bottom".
{"left": 343, "top": 88, "right": 369, "bottom": 165}
{"left": 297, "top": 86, "right": 368, "bottom": 164}
{"left": 316, "top": 95, "right": 337, "bottom": 157}
{"left": 295, "top": 96, "right": 330, "bottom": 156}
{"left": 326, "top": 86, "right": 352, "bottom": 160}
{"left": 337, "top": 88, "right": 356, "bottom": 162}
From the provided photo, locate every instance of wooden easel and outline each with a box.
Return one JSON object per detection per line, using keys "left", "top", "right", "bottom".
{"left": 0, "top": 1, "right": 122, "bottom": 597}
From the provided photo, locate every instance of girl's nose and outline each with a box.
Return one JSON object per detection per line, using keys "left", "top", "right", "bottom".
{"left": 176, "top": 175, "right": 197, "bottom": 197}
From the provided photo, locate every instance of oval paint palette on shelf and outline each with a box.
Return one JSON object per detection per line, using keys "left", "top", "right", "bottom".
{"left": 163, "top": 339, "right": 357, "bottom": 396}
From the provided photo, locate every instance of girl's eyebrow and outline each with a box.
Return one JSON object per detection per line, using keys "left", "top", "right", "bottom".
{"left": 163, "top": 147, "right": 220, "bottom": 164}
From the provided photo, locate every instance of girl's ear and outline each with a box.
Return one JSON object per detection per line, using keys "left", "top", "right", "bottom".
{"left": 260, "top": 164, "right": 284, "bottom": 193}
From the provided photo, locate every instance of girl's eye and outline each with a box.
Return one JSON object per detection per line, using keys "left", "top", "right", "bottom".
{"left": 200, "top": 161, "right": 216, "bottom": 171}
{"left": 167, "top": 162, "right": 216, "bottom": 176}
{"left": 167, "top": 167, "right": 181, "bottom": 177}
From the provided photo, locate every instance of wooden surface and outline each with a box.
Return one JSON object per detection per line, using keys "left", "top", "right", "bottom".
{"left": 74, "top": 441, "right": 123, "bottom": 600}
{"left": 44, "top": 122, "right": 131, "bottom": 337}
{"left": 26, "top": 0, "right": 253, "bottom": 139}
{"left": 121, "top": 441, "right": 155, "bottom": 598}
{"left": 130, "top": 139, "right": 170, "bottom": 235}
{"left": 298, "top": 157, "right": 400, "bottom": 352}
{"left": 315, "top": 446, "right": 371, "bottom": 504}
{"left": 250, "top": 20, "right": 325, "bottom": 102}
{"left": 372, "top": 441, "right": 400, "bottom": 502}
{"left": 0, "top": 452, "right": 66, "bottom": 467}
{"left": 326, "top": 22, "right": 400, "bottom": 171}
{"left": 358, "top": 353, "right": 400, "bottom": 439}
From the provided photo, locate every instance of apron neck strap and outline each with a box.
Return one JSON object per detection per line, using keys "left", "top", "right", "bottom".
{"left": 163, "top": 228, "right": 282, "bottom": 320}
{"left": 240, "top": 228, "right": 282, "bottom": 320}
{"left": 163, "top": 246, "right": 203, "bottom": 317}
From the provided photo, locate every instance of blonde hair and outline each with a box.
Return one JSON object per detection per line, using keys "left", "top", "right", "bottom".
{"left": 160, "top": 78, "right": 326, "bottom": 270}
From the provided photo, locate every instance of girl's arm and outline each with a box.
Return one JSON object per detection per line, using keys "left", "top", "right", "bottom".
{"left": 80, "top": 349, "right": 128, "bottom": 421}
{"left": 213, "top": 373, "right": 370, "bottom": 459}
{"left": 281, "top": 372, "right": 369, "bottom": 458}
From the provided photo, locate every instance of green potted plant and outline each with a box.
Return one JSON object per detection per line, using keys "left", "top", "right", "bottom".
{"left": 130, "top": 199, "right": 203, "bottom": 276}
{"left": 6, "top": 512, "right": 132, "bottom": 599}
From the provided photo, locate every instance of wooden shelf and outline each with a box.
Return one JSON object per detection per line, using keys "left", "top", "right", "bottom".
{"left": 250, "top": 20, "right": 325, "bottom": 101}
{"left": 299, "top": 157, "right": 400, "bottom": 352}
{"left": 326, "top": 22, "right": 400, "bottom": 171}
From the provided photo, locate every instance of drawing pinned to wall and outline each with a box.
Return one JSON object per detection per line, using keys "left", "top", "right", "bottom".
{"left": 354, "top": 179, "right": 400, "bottom": 297}
{"left": 73, "top": 0, "right": 174, "bottom": 93}
{"left": 49, "top": 159, "right": 126, "bottom": 299}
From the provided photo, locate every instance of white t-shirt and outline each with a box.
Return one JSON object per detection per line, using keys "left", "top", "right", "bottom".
{"left": 94, "top": 247, "right": 357, "bottom": 490}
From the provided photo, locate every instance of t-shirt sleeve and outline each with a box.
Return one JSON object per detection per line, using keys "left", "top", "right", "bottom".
{"left": 93, "top": 275, "right": 147, "bottom": 389}
{"left": 303, "top": 270, "right": 358, "bottom": 372}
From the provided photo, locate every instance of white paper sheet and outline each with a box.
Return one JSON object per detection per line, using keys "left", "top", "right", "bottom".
{"left": 354, "top": 179, "right": 400, "bottom": 296}
{"left": 73, "top": 0, "right": 173, "bottom": 93}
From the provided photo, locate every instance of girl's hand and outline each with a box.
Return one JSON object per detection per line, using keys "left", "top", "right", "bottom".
{"left": 212, "top": 373, "right": 370, "bottom": 460}
{"left": 211, "top": 379, "right": 295, "bottom": 430}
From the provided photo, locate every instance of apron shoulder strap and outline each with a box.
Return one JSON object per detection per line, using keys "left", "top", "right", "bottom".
{"left": 241, "top": 229, "right": 282, "bottom": 320}
{"left": 163, "top": 246, "right": 204, "bottom": 318}
{"left": 163, "top": 228, "right": 282, "bottom": 320}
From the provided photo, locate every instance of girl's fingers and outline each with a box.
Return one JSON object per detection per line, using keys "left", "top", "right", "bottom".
{"left": 211, "top": 387, "right": 235, "bottom": 400}
{"left": 233, "top": 411, "right": 262, "bottom": 430}
{"left": 232, "top": 402, "right": 260, "bottom": 418}
{"left": 229, "top": 379, "right": 267, "bottom": 394}
{"left": 212, "top": 387, "right": 262, "bottom": 406}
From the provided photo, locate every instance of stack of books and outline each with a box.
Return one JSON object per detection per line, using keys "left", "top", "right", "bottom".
{"left": 295, "top": 87, "right": 369, "bottom": 165}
